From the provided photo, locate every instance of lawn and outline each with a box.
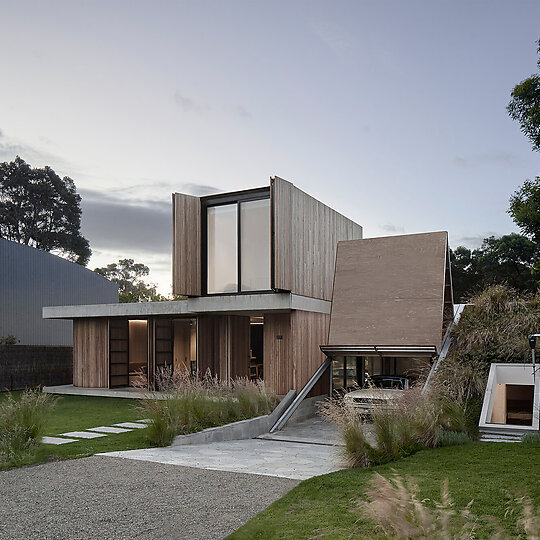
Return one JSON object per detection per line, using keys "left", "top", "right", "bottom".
{"left": 228, "top": 442, "right": 540, "bottom": 539}
{"left": 0, "top": 392, "right": 153, "bottom": 469}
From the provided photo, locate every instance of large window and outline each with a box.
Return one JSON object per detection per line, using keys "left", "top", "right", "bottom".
{"left": 207, "top": 204, "right": 238, "bottom": 294}
{"left": 204, "top": 192, "right": 271, "bottom": 294}
{"left": 240, "top": 199, "right": 271, "bottom": 291}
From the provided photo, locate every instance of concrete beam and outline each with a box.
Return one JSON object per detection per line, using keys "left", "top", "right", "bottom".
{"left": 43, "top": 293, "right": 331, "bottom": 319}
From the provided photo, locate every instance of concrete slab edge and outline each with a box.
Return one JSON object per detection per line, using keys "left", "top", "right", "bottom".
{"left": 171, "top": 390, "right": 296, "bottom": 446}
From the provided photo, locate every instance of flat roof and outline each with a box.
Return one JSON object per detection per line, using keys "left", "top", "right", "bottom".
{"left": 43, "top": 293, "right": 331, "bottom": 319}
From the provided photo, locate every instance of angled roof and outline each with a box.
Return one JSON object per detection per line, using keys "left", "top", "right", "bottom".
{"left": 325, "top": 231, "right": 451, "bottom": 355}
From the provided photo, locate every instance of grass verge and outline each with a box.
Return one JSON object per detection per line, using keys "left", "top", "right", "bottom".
{"left": 228, "top": 442, "right": 540, "bottom": 539}
{"left": 0, "top": 392, "right": 153, "bottom": 470}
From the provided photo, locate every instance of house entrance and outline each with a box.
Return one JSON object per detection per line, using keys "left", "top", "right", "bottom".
{"left": 109, "top": 318, "right": 148, "bottom": 388}
{"left": 173, "top": 318, "right": 197, "bottom": 377}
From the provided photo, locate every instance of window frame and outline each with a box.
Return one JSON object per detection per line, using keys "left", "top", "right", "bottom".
{"left": 201, "top": 187, "right": 273, "bottom": 296}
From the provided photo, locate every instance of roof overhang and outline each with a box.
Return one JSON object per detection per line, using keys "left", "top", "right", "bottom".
{"left": 42, "top": 293, "right": 331, "bottom": 320}
{"left": 320, "top": 345, "right": 438, "bottom": 358}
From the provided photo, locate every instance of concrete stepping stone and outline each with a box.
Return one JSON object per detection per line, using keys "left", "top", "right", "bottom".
{"left": 113, "top": 422, "right": 148, "bottom": 429}
{"left": 136, "top": 419, "right": 152, "bottom": 423}
{"left": 41, "top": 436, "right": 77, "bottom": 445}
{"left": 61, "top": 431, "right": 107, "bottom": 439}
{"left": 87, "top": 426, "right": 132, "bottom": 434}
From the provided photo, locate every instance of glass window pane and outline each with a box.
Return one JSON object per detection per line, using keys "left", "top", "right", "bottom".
{"left": 207, "top": 204, "right": 238, "bottom": 293}
{"left": 332, "top": 357, "right": 345, "bottom": 390}
{"left": 240, "top": 199, "right": 271, "bottom": 291}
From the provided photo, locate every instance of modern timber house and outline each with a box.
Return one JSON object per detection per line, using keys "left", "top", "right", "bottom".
{"left": 43, "top": 177, "right": 363, "bottom": 394}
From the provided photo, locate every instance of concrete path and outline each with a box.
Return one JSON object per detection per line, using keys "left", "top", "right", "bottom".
{"left": 0, "top": 456, "right": 297, "bottom": 540}
{"left": 101, "top": 418, "right": 345, "bottom": 480}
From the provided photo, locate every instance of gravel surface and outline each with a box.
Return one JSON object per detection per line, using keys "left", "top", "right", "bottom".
{"left": 0, "top": 456, "right": 299, "bottom": 539}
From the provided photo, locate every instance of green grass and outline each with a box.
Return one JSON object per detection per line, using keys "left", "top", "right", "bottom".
{"left": 0, "top": 392, "right": 153, "bottom": 469}
{"left": 228, "top": 443, "right": 540, "bottom": 539}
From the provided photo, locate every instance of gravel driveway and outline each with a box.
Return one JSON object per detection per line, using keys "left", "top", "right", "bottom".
{"left": 0, "top": 456, "right": 298, "bottom": 539}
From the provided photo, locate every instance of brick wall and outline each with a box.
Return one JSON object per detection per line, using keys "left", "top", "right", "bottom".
{"left": 0, "top": 346, "right": 72, "bottom": 391}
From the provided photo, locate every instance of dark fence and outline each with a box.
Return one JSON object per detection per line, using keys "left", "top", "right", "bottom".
{"left": 0, "top": 346, "right": 72, "bottom": 391}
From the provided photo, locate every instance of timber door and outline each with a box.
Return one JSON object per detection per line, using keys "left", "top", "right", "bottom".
{"left": 109, "top": 319, "right": 129, "bottom": 388}
{"left": 155, "top": 319, "right": 174, "bottom": 375}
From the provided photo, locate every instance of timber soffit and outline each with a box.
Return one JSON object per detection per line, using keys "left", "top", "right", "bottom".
{"left": 42, "top": 293, "right": 331, "bottom": 320}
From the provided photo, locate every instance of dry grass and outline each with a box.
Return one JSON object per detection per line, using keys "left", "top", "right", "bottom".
{"left": 137, "top": 368, "right": 278, "bottom": 446}
{"left": 319, "top": 388, "right": 467, "bottom": 468}
{"left": 359, "top": 472, "right": 540, "bottom": 539}
{"left": 0, "top": 390, "right": 57, "bottom": 467}
{"left": 450, "top": 284, "right": 540, "bottom": 371}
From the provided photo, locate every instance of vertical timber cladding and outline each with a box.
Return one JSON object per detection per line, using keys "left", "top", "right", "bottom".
{"left": 172, "top": 193, "right": 201, "bottom": 296}
{"left": 196, "top": 315, "right": 250, "bottom": 380}
{"left": 271, "top": 176, "right": 363, "bottom": 301}
{"left": 263, "top": 311, "right": 330, "bottom": 395}
{"left": 109, "top": 318, "right": 129, "bottom": 388}
{"left": 73, "top": 318, "right": 108, "bottom": 388}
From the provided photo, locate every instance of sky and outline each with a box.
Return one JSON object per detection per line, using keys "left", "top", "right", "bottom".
{"left": 1, "top": 0, "right": 540, "bottom": 294}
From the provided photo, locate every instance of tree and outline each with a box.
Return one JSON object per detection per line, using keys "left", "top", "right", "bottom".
{"left": 0, "top": 156, "right": 91, "bottom": 265}
{"left": 94, "top": 259, "right": 165, "bottom": 303}
{"left": 450, "top": 234, "right": 538, "bottom": 302}
{"left": 507, "top": 38, "right": 540, "bottom": 151}
{"left": 508, "top": 176, "right": 540, "bottom": 243}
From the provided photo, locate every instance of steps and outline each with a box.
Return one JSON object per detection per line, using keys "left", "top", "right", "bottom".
{"left": 479, "top": 427, "right": 526, "bottom": 443}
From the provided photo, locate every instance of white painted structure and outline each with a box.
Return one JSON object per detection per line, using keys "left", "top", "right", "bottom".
{"left": 479, "top": 363, "right": 540, "bottom": 438}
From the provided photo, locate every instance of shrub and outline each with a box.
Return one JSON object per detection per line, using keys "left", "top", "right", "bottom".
{"left": 437, "top": 430, "right": 471, "bottom": 447}
{"left": 521, "top": 432, "right": 540, "bottom": 443}
{"left": 0, "top": 390, "right": 57, "bottom": 467}
{"left": 138, "top": 369, "right": 278, "bottom": 447}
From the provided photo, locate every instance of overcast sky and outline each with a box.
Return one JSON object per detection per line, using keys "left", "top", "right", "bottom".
{"left": 1, "top": 0, "right": 540, "bottom": 294}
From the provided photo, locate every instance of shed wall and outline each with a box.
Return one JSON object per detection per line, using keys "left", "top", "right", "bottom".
{"left": 0, "top": 239, "right": 118, "bottom": 346}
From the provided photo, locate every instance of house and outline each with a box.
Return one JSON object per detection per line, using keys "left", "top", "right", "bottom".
{"left": 0, "top": 238, "right": 118, "bottom": 390}
{"left": 43, "top": 177, "right": 362, "bottom": 394}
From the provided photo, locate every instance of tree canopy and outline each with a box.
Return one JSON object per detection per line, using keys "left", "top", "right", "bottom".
{"left": 450, "top": 233, "right": 538, "bottom": 302}
{"left": 0, "top": 156, "right": 91, "bottom": 265}
{"left": 507, "top": 38, "right": 540, "bottom": 151}
{"left": 94, "top": 258, "right": 165, "bottom": 303}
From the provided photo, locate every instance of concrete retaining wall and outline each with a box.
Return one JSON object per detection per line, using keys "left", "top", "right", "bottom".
{"left": 286, "top": 395, "right": 327, "bottom": 426}
{"left": 172, "top": 389, "right": 296, "bottom": 446}
{"left": 0, "top": 345, "right": 73, "bottom": 391}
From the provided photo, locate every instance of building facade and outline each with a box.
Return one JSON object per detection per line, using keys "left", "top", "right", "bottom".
{"left": 44, "top": 176, "right": 363, "bottom": 394}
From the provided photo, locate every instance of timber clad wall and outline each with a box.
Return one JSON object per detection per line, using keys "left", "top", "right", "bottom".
{"left": 264, "top": 311, "right": 330, "bottom": 395}
{"left": 271, "top": 177, "right": 363, "bottom": 301}
{"left": 172, "top": 193, "right": 201, "bottom": 296}
{"left": 172, "top": 177, "right": 362, "bottom": 299}
{"left": 197, "top": 315, "right": 250, "bottom": 380}
{"left": 73, "top": 318, "right": 108, "bottom": 388}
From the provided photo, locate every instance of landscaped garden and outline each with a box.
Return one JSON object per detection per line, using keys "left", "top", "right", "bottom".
{"left": 0, "top": 373, "right": 278, "bottom": 470}
{"left": 229, "top": 442, "right": 540, "bottom": 539}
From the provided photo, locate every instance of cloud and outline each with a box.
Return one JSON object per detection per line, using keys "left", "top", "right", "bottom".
{"left": 173, "top": 91, "right": 207, "bottom": 113}
{"left": 235, "top": 105, "right": 252, "bottom": 119}
{"left": 380, "top": 223, "right": 405, "bottom": 233}
{"left": 453, "top": 152, "right": 516, "bottom": 169}
{"left": 179, "top": 182, "right": 220, "bottom": 196}
{"left": 80, "top": 192, "right": 172, "bottom": 256}
{"left": 309, "top": 19, "right": 354, "bottom": 57}
{"left": 452, "top": 232, "right": 501, "bottom": 250}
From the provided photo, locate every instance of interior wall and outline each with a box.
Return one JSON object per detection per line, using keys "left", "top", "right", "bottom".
{"left": 128, "top": 320, "right": 147, "bottom": 385}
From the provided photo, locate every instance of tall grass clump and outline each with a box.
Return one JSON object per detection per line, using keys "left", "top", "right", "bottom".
{"left": 359, "top": 473, "right": 540, "bottom": 539}
{"left": 138, "top": 369, "right": 278, "bottom": 447}
{"left": 0, "top": 390, "right": 57, "bottom": 468}
{"left": 521, "top": 432, "right": 540, "bottom": 443}
{"left": 320, "top": 387, "right": 469, "bottom": 468}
